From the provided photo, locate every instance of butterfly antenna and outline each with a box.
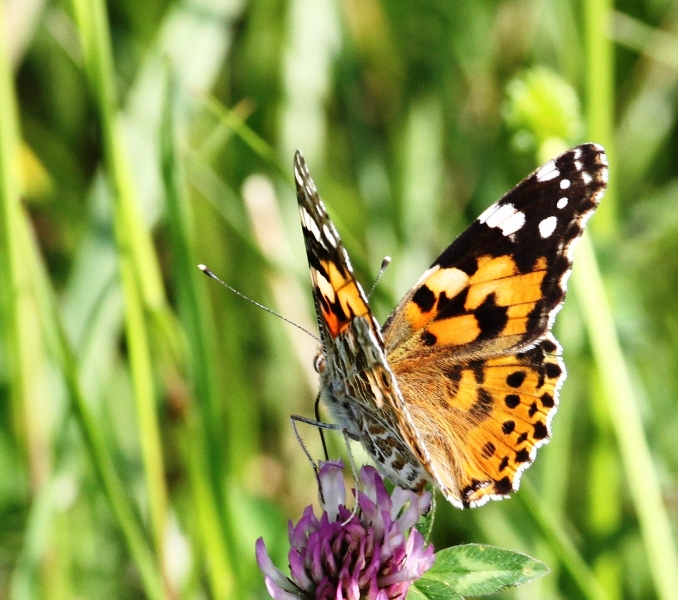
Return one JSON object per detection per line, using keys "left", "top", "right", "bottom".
{"left": 198, "top": 264, "right": 321, "bottom": 343}
{"left": 366, "top": 256, "right": 391, "bottom": 299}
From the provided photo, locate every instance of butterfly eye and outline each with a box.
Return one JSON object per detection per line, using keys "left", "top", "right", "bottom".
{"left": 314, "top": 353, "right": 326, "bottom": 374}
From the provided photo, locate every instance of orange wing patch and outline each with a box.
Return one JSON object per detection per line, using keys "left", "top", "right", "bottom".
{"left": 313, "top": 259, "right": 371, "bottom": 339}
{"left": 387, "top": 254, "right": 549, "bottom": 358}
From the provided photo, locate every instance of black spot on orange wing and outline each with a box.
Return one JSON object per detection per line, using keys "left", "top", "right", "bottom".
{"left": 474, "top": 293, "right": 509, "bottom": 340}
{"left": 540, "top": 338, "right": 558, "bottom": 353}
{"left": 436, "top": 287, "right": 469, "bottom": 318}
{"left": 506, "top": 371, "right": 526, "bottom": 388}
{"left": 469, "top": 360, "right": 486, "bottom": 384}
{"left": 470, "top": 388, "right": 494, "bottom": 422}
{"left": 515, "top": 448, "right": 530, "bottom": 463}
{"left": 412, "top": 285, "right": 436, "bottom": 313}
{"left": 421, "top": 332, "right": 437, "bottom": 346}
{"left": 504, "top": 394, "right": 520, "bottom": 409}
{"left": 462, "top": 479, "right": 485, "bottom": 507}
{"left": 443, "top": 365, "right": 462, "bottom": 396}
{"left": 540, "top": 393, "right": 555, "bottom": 408}
{"left": 494, "top": 476, "right": 512, "bottom": 495}
{"left": 545, "top": 362, "right": 563, "bottom": 379}
{"left": 502, "top": 420, "right": 516, "bottom": 434}
{"left": 482, "top": 442, "right": 496, "bottom": 458}
{"left": 533, "top": 421, "right": 548, "bottom": 440}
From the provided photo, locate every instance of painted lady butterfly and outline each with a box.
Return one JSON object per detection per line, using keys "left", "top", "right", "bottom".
{"left": 294, "top": 144, "right": 608, "bottom": 508}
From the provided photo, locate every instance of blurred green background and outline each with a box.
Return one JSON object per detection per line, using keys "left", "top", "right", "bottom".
{"left": 1, "top": 0, "right": 677, "bottom": 598}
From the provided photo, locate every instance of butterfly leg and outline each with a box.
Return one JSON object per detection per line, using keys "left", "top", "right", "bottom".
{"left": 341, "top": 428, "right": 361, "bottom": 526}
{"left": 290, "top": 414, "right": 340, "bottom": 504}
{"left": 289, "top": 414, "right": 361, "bottom": 519}
{"left": 314, "top": 392, "right": 330, "bottom": 460}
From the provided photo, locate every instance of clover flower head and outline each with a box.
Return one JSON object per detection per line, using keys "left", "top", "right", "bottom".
{"left": 256, "top": 460, "right": 435, "bottom": 600}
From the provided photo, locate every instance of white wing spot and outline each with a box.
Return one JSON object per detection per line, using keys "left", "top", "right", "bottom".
{"left": 536, "top": 160, "right": 560, "bottom": 182}
{"left": 573, "top": 147, "right": 582, "bottom": 159}
{"left": 539, "top": 216, "right": 558, "bottom": 239}
{"left": 323, "top": 223, "right": 337, "bottom": 247}
{"left": 560, "top": 179, "right": 571, "bottom": 190}
{"left": 301, "top": 208, "right": 322, "bottom": 241}
{"left": 486, "top": 203, "right": 517, "bottom": 228}
{"left": 500, "top": 211, "right": 526, "bottom": 236}
{"left": 581, "top": 171, "right": 592, "bottom": 184}
{"left": 477, "top": 204, "right": 497, "bottom": 224}
{"left": 557, "top": 197, "right": 568, "bottom": 209}
{"left": 574, "top": 160, "right": 582, "bottom": 170}
{"left": 483, "top": 203, "right": 526, "bottom": 236}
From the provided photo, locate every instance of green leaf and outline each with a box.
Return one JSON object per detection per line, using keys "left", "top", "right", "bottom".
{"left": 408, "top": 577, "right": 464, "bottom": 600}
{"left": 412, "top": 544, "right": 549, "bottom": 597}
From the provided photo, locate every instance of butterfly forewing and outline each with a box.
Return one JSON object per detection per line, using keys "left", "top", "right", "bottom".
{"left": 294, "top": 152, "right": 432, "bottom": 491}
{"left": 383, "top": 143, "right": 608, "bottom": 360}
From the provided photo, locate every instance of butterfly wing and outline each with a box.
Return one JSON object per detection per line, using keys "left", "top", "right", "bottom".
{"left": 385, "top": 143, "right": 608, "bottom": 359}
{"left": 294, "top": 152, "right": 431, "bottom": 490}
{"left": 383, "top": 143, "right": 608, "bottom": 507}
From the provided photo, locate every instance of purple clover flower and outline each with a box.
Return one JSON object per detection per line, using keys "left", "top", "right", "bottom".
{"left": 256, "top": 460, "right": 435, "bottom": 600}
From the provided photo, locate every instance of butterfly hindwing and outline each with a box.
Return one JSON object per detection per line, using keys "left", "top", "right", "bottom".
{"left": 391, "top": 334, "right": 563, "bottom": 506}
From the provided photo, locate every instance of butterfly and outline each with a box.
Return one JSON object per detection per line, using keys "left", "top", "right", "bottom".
{"left": 294, "top": 144, "right": 608, "bottom": 508}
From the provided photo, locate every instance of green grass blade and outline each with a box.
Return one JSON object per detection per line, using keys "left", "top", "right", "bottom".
{"left": 573, "top": 236, "right": 678, "bottom": 600}
{"left": 518, "top": 483, "right": 610, "bottom": 600}
{"left": 160, "top": 68, "right": 236, "bottom": 599}
{"left": 70, "top": 0, "right": 168, "bottom": 583}
{"left": 584, "top": 0, "right": 616, "bottom": 238}
{"left": 583, "top": 2, "right": 678, "bottom": 598}
{"left": 0, "top": 0, "right": 31, "bottom": 480}
{"left": 16, "top": 209, "right": 165, "bottom": 600}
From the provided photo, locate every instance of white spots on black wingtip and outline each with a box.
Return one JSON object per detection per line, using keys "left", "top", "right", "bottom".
{"left": 573, "top": 147, "right": 583, "bottom": 160}
{"left": 559, "top": 179, "right": 571, "bottom": 190}
{"left": 483, "top": 203, "right": 515, "bottom": 227}
{"left": 500, "top": 211, "right": 526, "bottom": 236}
{"left": 538, "top": 216, "right": 558, "bottom": 239}
{"left": 557, "top": 197, "right": 568, "bottom": 209}
{"left": 535, "top": 160, "right": 560, "bottom": 182}
{"left": 293, "top": 152, "right": 319, "bottom": 199}
{"left": 482, "top": 202, "right": 526, "bottom": 236}
{"left": 477, "top": 203, "right": 497, "bottom": 224}
{"left": 581, "top": 171, "right": 592, "bottom": 185}
{"left": 294, "top": 168, "right": 305, "bottom": 187}
{"left": 300, "top": 207, "right": 322, "bottom": 241}
{"left": 323, "top": 223, "right": 338, "bottom": 248}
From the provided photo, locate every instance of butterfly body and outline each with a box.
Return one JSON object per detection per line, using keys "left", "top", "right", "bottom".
{"left": 294, "top": 145, "right": 608, "bottom": 508}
